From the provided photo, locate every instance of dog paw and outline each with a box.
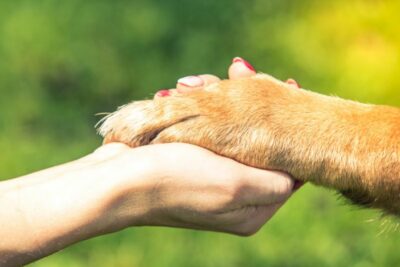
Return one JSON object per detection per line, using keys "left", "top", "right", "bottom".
{"left": 98, "top": 98, "right": 199, "bottom": 147}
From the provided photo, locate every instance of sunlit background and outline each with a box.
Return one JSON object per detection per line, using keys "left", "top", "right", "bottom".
{"left": 1, "top": 1, "right": 399, "bottom": 266}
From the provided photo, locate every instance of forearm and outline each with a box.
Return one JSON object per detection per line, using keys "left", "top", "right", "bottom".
{"left": 0, "top": 160, "right": 124, "bottom": 266}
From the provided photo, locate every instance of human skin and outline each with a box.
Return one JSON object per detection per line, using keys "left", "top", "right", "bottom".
{"left": 0, "top": 143, "right": 294, "bottom": 266}
{"left": 0, "top": 57, "right": 298, "bottom": 266}
{"left": 100, "top": 58, "right": 400, "bottom": 215}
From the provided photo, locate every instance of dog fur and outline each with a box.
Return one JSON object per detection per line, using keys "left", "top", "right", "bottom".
{"left": 98, "top": 73, "right": 400, "bottom": 216}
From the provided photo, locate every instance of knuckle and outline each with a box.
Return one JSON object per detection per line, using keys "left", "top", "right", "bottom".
{"left": 209, "top": 184, "right": 242, "bottom": 211}
{"left": 218, "top": 177, "right": 244, "bottom": 204}
{"left": 92, "top": 143, "right": 129, "bottom": 159}
{"left": 225, "top": 173, "right": 252, "bottom": 200}
{"left": 282, "top": 175, "right": 295, "bottom": 193}
{"left": 218, "top": 186, "right": 238, "bottom": 207}
{"left": 272, "top": 171, "right": 295, "bottom": 194}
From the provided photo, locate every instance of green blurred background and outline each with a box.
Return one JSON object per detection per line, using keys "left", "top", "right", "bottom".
{"left": 1, "top": 0, "right": 399, "bottom": 266}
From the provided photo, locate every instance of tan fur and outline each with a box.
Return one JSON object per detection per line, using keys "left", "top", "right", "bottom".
{"left": 99, "top": 74, "right": 400, "bottom": 216}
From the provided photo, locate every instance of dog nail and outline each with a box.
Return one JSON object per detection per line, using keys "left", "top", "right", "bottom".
{"left": 286, "top": 78, "right": 300, "bottom": 88}
{"left": 233, "top": 57, "right": 256, "bottom": 72}
{"left": 155, "top": 89, "right": 171, "bottom": 97}
{"left": 177, "top": 76, "right": 204, "bottom": 87}
{"left": 293, "top": 180, "right": 305, "bottom": 191}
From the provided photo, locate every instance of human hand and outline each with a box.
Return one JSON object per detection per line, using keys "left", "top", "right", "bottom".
{"left": 94, "top": 58, "right": 298, "bottom": 235}
{"left": 92, "top": 142, "right": 295, "bottom": 236}
{"left": 0, "top": 59, "right": 298, "bottom": 266}
{"left": 0, "top": 142, "right": 295, "bottom": 266}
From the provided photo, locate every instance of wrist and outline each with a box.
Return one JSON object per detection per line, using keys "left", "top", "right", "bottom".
{"left": 90, "top": 149, "right": 157, "bottom": 231}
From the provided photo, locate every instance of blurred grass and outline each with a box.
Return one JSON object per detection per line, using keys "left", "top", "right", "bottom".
{"left": 0, "top": 1, "right": 399, "bottom": 266}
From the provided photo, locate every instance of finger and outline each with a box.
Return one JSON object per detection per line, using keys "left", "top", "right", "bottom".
{"left": 89, "top": 143, "right": 130, "bottom": 161}
{"left": 176, "top": 74, "right": 220, "bottom": 93}
{"left": 176, "top": 75, "right": 204, "bottom": 93}
{"left": 198, "top": 74, "right": 221, "bottom": 85}
{"left": 153, "top": 89, "right": 181, "bottom": 99}
{"left": 154, "top": 89, "right": 171, "bottom": 99}
{"left": 236, "top": 168, "right": 295, "bottom": 206}
{"left": 168, "top": 89, "right": 180, "bottom": 96}
{"left": 286, "top": 78, "right": 301, "bottom": 89}
{"left": 228, "top": 57, "right": 257, "bottom": 80}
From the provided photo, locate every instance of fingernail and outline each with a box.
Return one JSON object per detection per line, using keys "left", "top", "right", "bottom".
{"left": 286, "top": 78, "right": 300, "bottom": 88}
{"left": 155, "top": 89, "right": 171, "bottom": 97}
{"left": 177, "top": 76, "right": 204, "bottom": 87}
{"left": 293, "top": 180, "right": 305, "bottom": 191}
{"left": 233, "top": 57, "right": 256, "bottom": 72}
